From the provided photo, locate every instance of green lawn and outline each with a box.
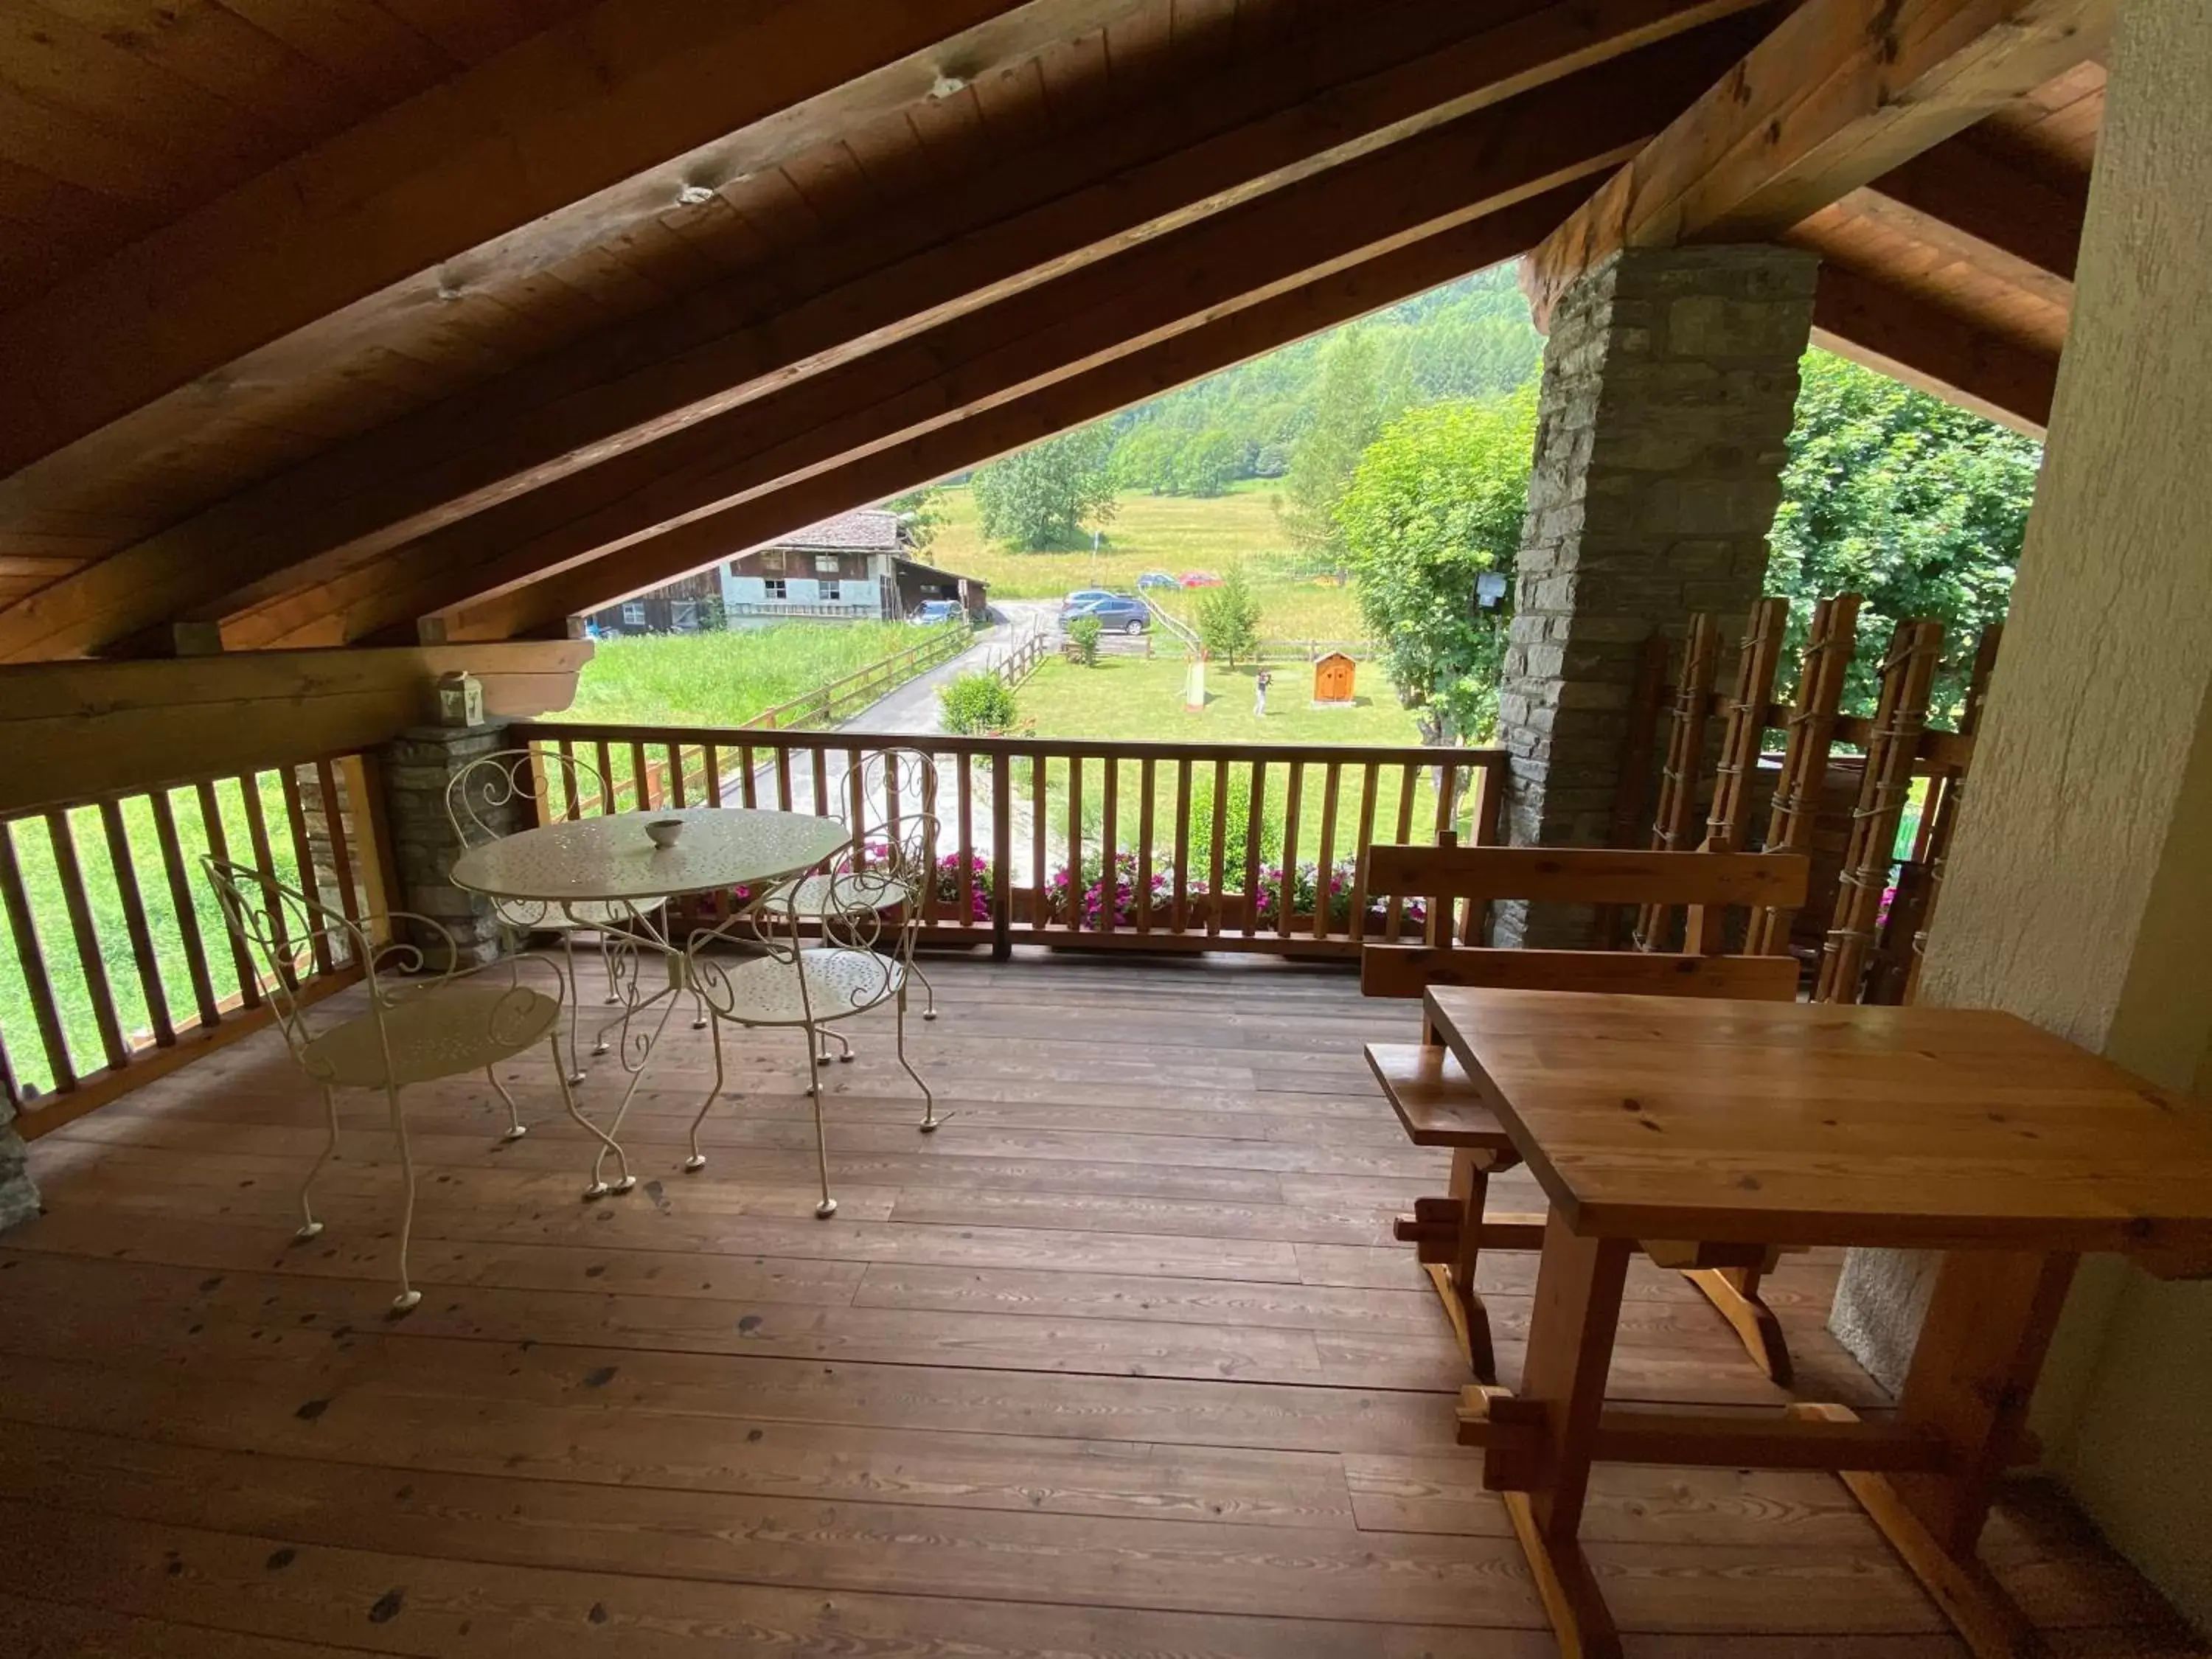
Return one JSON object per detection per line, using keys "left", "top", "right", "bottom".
{"left": 1006, "top": 655, "right": 1481, "bottom": 894}
{"left": 554, "top": 620, "right": 964, "bottom": 727}
{"left": 922, "top": 483, "right": 1369, "bottom": 641}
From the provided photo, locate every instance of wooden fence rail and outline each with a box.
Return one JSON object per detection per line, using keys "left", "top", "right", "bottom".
{"left": 0, "top": 751, "right": 389, "bottom": 1135}
{"left": 745, "top": 625, "right": 970, "bottom": 731}
{"left": 513, "top": 723, "right": 1508, "bottom": 959}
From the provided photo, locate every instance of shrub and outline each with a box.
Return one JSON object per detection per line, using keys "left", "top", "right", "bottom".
{"left": 933, "top": 851, "right": 995, "bottom": 924}
{"left": 938, "top": 670, "right": 1018, "bottom": 734}
{"left": 1185, "top": 769, "right": 1281, "bottom": 877}
{"left": 1196, "top": 563, "right": 1262, "bottom": 664}
{"left": 1066, "top": 613, "right": 1102, "bottom": 666}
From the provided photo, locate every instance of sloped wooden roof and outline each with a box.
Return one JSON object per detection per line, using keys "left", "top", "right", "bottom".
{"left": 0, "top": 0, "right": 2104, "bottom": 662}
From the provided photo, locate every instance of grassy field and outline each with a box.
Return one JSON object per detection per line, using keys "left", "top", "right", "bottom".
{"left": 923, "top": 482, "right": 1368, "bottom": 641}
{"left": 1005, "top": 655, "right": 1477, "bottom": 885}
{"left": 554, "top": 619, "right": 963, "bottom": 727}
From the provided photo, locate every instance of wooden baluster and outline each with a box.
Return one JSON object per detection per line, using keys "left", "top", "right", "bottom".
{"left": 1031, "top": 754, "right": 1048, "bottom": 928}
{"left": 1242, "top": 759, "right": 1266, "bottom": 938}
{"left": 1747, "top": 594, "right": 1861, "bottom": 956}
{"left": 237, "top": 771, "right": 297, "bottom": 980}
{"left": 991, "top": 751, "right": 1013, "bottom": 957}
{"left": 276, "top": 765, "right": 334, "bottom": 975}
{"left": 813, "top": 746, "right": 832, "bottom": 820}
{"left": 148, "top": 788, "right": 220, "bottom": 1029}
{"left": 193, "top": 780, "right": 260, "bottom": 1005}
{"left": 1818, "top": 619, "right": 1944, "bottom": 1004}
{"left": 739, "top": 745, "right": 759, "bottom": 809}
{"left": 47, "top": 807, "right": 128, "bottom": 1071}
{"left": 1638, "top": 613, "right": 1721, "bottom": 950}
{"left": 0, "top": 819, "right": 74, "bottom": 1090}
{"left": 1476, "top": 759, "right": 1506, "bottom": 846}
{"left": 555, "top": 739, "right": 580, "bottom": 819}
{"left": 956, "top": 751, "right": 975, "bottom": 929}
{"left": 1901, "top": 624, "right": 2003, "bottom": 1003}
{"left": 1206, "top": 757, "right": 1228, "bottom": 939}
{"left": 667, "top": 742, "right": 688, "bottom": 809}
{"left": 1703, "top": 597, "right": 1790, "bottom": 853}
{"left": 850, "top": 747, "right": 869, "bottom": 862}
{"left": 1172, "top": 757, "right": 1193, "bottom": 935}
{"left": 1099, "top": 755, "right": 1119, "bottom": 935}
{"left": 1066, "top": 752, "right": 1085, "bottom": 934}
{"left": 1135, "top": 757, "right": 1156, "bottom": 935}
{"left": 1313, "top": 761, "right": 1341, "bottom": 939}
{"left": 313, "top": 759, "right": 363, "bottom": 968}
{"left": 704, "top": 744, "right": 724, "bottom": 807}
{"left": 773, "top": 746, "right": 793, "bottom": 811}
{"left": 1386, "top": 762, "right": 1417, "bottom": 939}
{"left": 1348, "top": 761, "right": 1380, "bottom": 944}
{"left": 630, "top": 740, "right": 653, "bottom": 810}
{"left": 97, "top": 797, "right": 173, "bottom": 1048}
{"left": 1277, "top": 760, "right": 1303, "bottom": 939}
{"left": 594, "top": 741, "right": 616, "bottom": 813}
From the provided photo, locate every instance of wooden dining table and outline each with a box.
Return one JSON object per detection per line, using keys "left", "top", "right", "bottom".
{"left": 1421, "top": 985, "right": 2212, "bottom": 1659}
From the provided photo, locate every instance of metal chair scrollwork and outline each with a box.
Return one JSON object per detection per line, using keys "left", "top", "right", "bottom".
{"left": 445, "top": 747, "right": 676, "bottom": 1080}
{"left": 200, "top": 855, "right": 633, "bottom": 1310}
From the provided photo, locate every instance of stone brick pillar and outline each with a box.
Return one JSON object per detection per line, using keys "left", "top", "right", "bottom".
{"left": 375, "top": 723, "right": 522, "bottom": 970}
{"left": 1497, "top": 245, "right": 1817, "bottom": 945}
{"left": 0, "top": 1096, "right": 38, "bottom": 1231}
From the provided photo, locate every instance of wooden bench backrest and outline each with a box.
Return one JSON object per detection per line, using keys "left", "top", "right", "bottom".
{"left": 1358, "top": 844, "right": 1808, "bottom": 1003}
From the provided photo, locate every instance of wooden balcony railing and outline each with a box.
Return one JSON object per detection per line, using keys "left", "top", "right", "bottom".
{"left": 511, "top": 723, "right": 1506, "bottom": 958}
{"left": 0, "top": 751, "right": 390, "bottom": 1135}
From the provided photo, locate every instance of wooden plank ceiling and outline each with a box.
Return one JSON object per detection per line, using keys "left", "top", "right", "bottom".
{"left": 0, "top": 0, "right": 2105, "bottom": 659}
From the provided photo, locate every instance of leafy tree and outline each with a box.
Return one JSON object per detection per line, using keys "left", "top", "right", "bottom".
{"left": 883, "top": 484, "right": 945, "bottom": 549}
{"left": 1252, "top": 442, "right": 1290, "bottom": 478}
{"left": 1337, "top": 392, "right": 1537, "bottom": 743}
{"left": 1066, "top": 614, "right": 1102, "bottom": 666}
{"left": 1767, "top": 352, "right": 2042, "bottom": 714}
{"left": 973, "top": 422, "right": 1119, "bottom": 549}
{"left": 1197, "top": 563, "right": 1263, "bottom": 664}
{"left": 1110, "top": 424, "right": 1181, "bottom": 495}
{"left": 1278, "top": 330, "right": 1388, "bottom": 555}
{"left": 1175, "top": 428, "right": 1243, "bottom": 497}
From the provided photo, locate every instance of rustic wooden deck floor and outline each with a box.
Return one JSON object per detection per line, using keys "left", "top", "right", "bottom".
{"left": 3, "top": 952, "right": 2194, "bottom": 1658}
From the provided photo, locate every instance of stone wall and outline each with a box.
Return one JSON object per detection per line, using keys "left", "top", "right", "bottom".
{"left": 0, "top": 1096, "right": 37, "bottom": 1231}
{"left": 1498, "top": 245, "right": 1815, "bottom": 943}
{"left": 375, "top": 723, "right": 523, "bottom": 969}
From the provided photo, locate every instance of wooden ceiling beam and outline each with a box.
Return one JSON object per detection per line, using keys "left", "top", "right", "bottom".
{"left": 219, "top": 24, "right": 1759, "bottom": 652}
{"left": 1520, "top": 0, "right": 2115, "bottom": 329}
{"left": 0, "top": 0, "right": 1774, "bottom": 667}
{"left": 0, "top": 0, "right": 1148, "bottom": 479}
{"left": 232, "top": 28, "right": 1756, "bottom": 651}
{"left": 1809, "top": 264, "right": 2056, "bottom": 434}
{"left": 446, "top": 189, "right": 1595, "bottom": 641}
{"left": 1859, "top": 128, "right": 2088, "bottom": 285}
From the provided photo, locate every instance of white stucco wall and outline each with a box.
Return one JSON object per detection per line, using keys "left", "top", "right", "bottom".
{"left": 1828, "top": 0, "right": 2212, "bottom": 1626}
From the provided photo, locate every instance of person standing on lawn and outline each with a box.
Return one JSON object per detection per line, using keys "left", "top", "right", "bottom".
{"left": 1253, "top": 669, "right": 1271, "bottom": 717}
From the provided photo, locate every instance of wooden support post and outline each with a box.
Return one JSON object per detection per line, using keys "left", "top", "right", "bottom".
{"left": 1901, "top": 622, "right": 2003, "bottom": 1002}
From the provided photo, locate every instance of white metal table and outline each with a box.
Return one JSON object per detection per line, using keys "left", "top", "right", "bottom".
{"left": 450, "top": 807, "right": 850, "bottom": 1197}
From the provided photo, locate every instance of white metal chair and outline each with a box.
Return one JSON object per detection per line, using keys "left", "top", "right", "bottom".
{"left": 757, "top": 746, "right": 943, "bottom": 1030}
{"left": 201, "top": 855, "right": 633, "bottom": 1310}
{"left": 673, "top": 760, "right": 940, "bottom": 1217}
{"left": 445, "top": 747, "right": 678, "bottom": 1080}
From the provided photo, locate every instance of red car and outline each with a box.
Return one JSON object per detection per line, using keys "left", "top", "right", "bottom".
{"left": 1179, "top": 571, "right": 1223, "bottom": 588}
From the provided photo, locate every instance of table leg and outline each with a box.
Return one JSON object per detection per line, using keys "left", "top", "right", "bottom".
{"left": 1424, "top": 1146, "right": 1501, "bottom": 1380}
{"left": 1840, "top": 1249, "right": 2078, "bottom": 1659}
{"left": 1497, "top": 1206, "right": 1632, "bottom": 1659}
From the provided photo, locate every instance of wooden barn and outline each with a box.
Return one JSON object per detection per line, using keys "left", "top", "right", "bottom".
{"left": 1, "top": 2, "right": 2210, "bottom": 1656}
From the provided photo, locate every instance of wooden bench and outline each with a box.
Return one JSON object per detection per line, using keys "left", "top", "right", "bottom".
{"left": 1357, "top": 844, "right": 1809, "bottom": 1385}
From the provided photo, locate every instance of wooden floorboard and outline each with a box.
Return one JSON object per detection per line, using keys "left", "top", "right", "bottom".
{"left": 6, "top": 949, "right": 2190, "bottom": 1656}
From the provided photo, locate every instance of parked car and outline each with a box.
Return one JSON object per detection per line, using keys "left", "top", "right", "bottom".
{"left": 1179, "top": 571, "right": 1223, "bottom": 588}
{"left": 909, "top": 599, "right": 964, "bottom": 624}
{"left": 1065, "top": 595, "right": 1151, "bottom": 635}
{"left": 1135, "top": 571, "right": 1178, "bottom": 590}
{"left": 1063, "top": 588, "right": 1119, "bottom": 608}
